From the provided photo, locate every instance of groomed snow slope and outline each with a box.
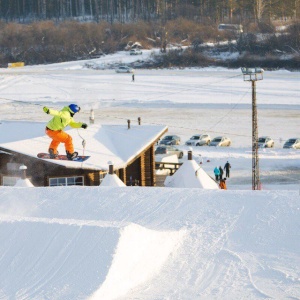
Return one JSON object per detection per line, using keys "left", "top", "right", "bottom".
{"left": 0, "top": 186, "right": 299, "bottom": 300}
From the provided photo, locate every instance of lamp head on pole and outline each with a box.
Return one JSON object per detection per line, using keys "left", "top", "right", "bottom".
{"left": 241, "top": 67, "right": 264, "bottom": 81}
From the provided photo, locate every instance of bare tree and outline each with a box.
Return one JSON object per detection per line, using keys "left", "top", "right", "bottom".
{"left": 255, "top": 0, "right": 266, "bottom": 22}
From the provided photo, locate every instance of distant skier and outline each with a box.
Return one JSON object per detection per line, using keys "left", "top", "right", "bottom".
{"left": 224, "top": 161, "right": 231, "bottom": 178}
{"left": 132, "top": 73, "right": 135, "bottom": 82}
{"left": 214, "top": 166, "right": 220, "bottom": 181}
{"left": 43, "top": 104, "right": 87, "bottom": 160}
{"left": 219, "top": 166, "right": 224, "bottom": 180}
{"left": 219, "top": 178, "right": 227, "bottom": 190}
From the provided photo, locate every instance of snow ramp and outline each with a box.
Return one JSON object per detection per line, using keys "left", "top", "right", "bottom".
{"left": 0, "top": 220, "right": 119, "bottom": 299}
{"left": 0, "top": 186, "right": 299, "bottom": 299}
{"left": 0, "top": 189, "right": 184, "bottom": 300}
{"left": 89, "top": 224, "right": 184, "bottom": 300}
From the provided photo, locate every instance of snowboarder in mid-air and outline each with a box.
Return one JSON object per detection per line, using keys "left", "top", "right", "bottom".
{"left": 43, "top": 104, "right": 87, "bottom": 160}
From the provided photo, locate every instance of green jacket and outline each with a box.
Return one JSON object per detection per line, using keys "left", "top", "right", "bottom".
{"left": 46, "top": 106, "right": 83, "bottom": 131}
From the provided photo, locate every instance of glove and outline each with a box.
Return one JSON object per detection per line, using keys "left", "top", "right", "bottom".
{"left": 43, "top": 106, "right": 49, "bottom": 114}
{"left": 81, "top": 123, "right": 88, "bottom": 129}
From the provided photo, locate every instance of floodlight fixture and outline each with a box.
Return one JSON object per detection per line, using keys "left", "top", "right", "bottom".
{"left": 241, "top": 67, "right": 264, "bottom": 81}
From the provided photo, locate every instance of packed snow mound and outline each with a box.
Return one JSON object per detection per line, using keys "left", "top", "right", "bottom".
{"left": 0, "top": 186, "right": 299, "bottom": 299}
{"left": 0, "top": 220, "right": 120, "bottom": 299}
{"left": 14, "top": 178, "right": 34, "bottom": 187}
{"left": 165, "top": 160, "right": 219, "bottom": 189}
{"left": 100, "top": 173, "right": 126, "bottom": 186}
{"left": 89, "top": 224, "right": 184, "bottom": 300}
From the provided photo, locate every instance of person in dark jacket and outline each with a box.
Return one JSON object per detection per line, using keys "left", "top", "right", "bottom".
{"left": 219, "top": 166, "right": 224, "bottom": 180}
{"left": 224, "top": 161, "right": 231, "bottom": 178}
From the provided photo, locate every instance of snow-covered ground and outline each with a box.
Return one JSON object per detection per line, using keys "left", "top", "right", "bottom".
{"left": 0, "top": 187, "right": 299, "bottom": 299}
{"left": 0, "top": 51, "right": 299, "bottom": 299}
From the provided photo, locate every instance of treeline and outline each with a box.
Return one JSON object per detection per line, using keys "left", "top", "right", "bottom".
{"left": 1, "top": 0, "right": 299, "bottom": 24}
{"left": 0, "top": 18, "right": 299, "bottom": 69}
{"left": 0, "top": 19, "right": 222, "bottom": 66}
{"left": 151, "top": 23, "right": 300, "bottom": 70}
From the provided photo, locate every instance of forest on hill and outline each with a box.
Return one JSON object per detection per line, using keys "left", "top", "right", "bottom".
{"left": 1, "top": 0, "right": 299, "bottom": 24}
{"left": 0, "top": 1, "right": 299, "bottom": 69}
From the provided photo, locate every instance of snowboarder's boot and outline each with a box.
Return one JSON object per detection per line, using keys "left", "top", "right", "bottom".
{"left": 49, "top": 148, "right": 58, "bottom": 159}
{"left": 66, "top": 151, "right": 78, "bottom": 160}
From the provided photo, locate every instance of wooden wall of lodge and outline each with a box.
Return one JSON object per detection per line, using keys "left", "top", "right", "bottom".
{"left": 0, "top": 145, "right": 157, "bottom": 187}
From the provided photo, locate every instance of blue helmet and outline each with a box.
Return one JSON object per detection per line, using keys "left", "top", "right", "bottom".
{"left": 69, "top": 104, "right": 80, "bottom": 114}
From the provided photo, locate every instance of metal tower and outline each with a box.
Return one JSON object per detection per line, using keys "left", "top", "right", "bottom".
{"left": 241, "top": 67, "right": 264, "bottom": 190}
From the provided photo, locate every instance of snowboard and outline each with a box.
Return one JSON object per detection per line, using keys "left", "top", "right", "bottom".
{"left": 37, "top": 153, "right": 90, "bottom": 162}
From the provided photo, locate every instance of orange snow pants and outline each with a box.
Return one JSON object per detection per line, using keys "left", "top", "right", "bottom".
{"left": 45, "top": 127, "right": 74, "bottom": 154}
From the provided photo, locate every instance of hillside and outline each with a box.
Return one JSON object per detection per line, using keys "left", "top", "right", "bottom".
{"left": 0, "top": 186, "right": 299, "bottom": 299}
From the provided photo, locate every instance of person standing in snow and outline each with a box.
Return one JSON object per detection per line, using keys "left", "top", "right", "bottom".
{"left": 219, "top": 178, "right": 227, "bottom": 190}
{"left": 224, "top": 161, "right": 231, "bottom": 178}
{"left": 132, "top": 73, "right": 135, "bottom": 82}
{"left": 219, "top": 166, "right": 224, "bottom": 180}
{"left": 43, "top": 104, "right": 87, "bottom": 160}
{"left": 214, "top": 166, "right": 220, "bottom": 181}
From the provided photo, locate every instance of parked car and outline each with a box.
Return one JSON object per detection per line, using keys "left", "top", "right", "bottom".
{"left": 218, "top": 23, "right": 243, "bottom": 33}
{"left": 115, "top": 66, "right": 133, "bottom": 73}
{"left": 130, "top": 49, "right": 142, "bottom": 55}
{"left": 209, "top": 136, "right": 231, "bottom": 147}
{"left": 258, "top": 136, "right": 274, "bottom": 148}
{"left": 155, "top": 146, "right": 183, "bottom": 159}
{"left": 283, "top": 138, "right": 300, "bottom": 149}
{"left": 159, "top": 135, "right": 181, "bottom": 145}
{"left": 185, "top": 134, "right": 211, "bottom": 146}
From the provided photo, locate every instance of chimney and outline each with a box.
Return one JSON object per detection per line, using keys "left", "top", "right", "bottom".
{"left": 108, "top": 161, "right": 114, "bottom": 175}
{"left": 89, "top": 109, "right": 95, "bottom": 124}
{"left": 188, "top": 151, "right": 192, "bottom": 160}
{"left": 127, "top": 119, "right": 130, "bottom": 129}
{"left": 19, "top": 164, "right": 27, "bottom": 179}
{"left": 138, "top": 117, "right": 141, "bottom": 125}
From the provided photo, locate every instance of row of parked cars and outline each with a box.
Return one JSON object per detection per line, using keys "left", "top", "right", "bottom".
{"left": 157, "top": 135, "right": 300, "bottom": 149}
{"left": 256, "top": 136, "right": 300, "bottom": 149}
{"left": 158, "top": 134, "right": 231, "bottom": 147}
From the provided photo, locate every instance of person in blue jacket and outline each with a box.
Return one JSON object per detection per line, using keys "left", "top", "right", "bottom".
{"left": 214, "top": 166, "right": 220, "bottom": 181}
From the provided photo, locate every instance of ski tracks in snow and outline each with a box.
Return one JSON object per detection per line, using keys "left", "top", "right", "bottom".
{"left": 0, "top": 215, "right": 129, "bottom": 228}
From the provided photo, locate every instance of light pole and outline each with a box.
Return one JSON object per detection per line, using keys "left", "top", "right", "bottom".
{"left": 241, "top": 67, "right": 264, "bottom": 190}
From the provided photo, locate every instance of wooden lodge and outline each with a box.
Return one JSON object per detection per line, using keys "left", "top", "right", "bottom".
{"left": 0, "top": 122, "right": 167, "bottom": 187}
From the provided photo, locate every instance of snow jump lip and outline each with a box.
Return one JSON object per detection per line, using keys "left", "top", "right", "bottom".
{"left": 0, "top": 216, "right": 184, "bottom": 300}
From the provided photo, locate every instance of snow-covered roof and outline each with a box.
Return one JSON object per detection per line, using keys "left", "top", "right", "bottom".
{"left": 0, "top": 124, "right": 167, "bottom": 171}
{"left": 164, "top": 160, "right": 219, "bottom": 189}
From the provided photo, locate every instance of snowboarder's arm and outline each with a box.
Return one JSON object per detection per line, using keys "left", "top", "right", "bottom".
{"left": 47, "top": 108, "right": 60, "bottom": 116}
{"left": 69, "top": 120, "right": 87, "bottom": 129}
